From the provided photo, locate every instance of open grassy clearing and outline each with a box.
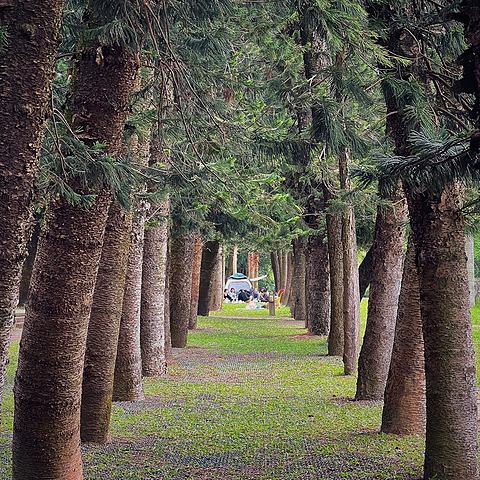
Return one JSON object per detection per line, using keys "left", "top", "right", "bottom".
{"left": 1, "top": 299, "right": 479, "bottom": 478}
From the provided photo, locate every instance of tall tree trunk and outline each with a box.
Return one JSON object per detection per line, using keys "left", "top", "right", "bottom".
{"left": 408, "top": 185, "right": 479, "bottom": 480}
{"left": 248, "top": 251, "right": 259, "bottom": 287}
{"left": 0, "top": 0, "right": 65, "bottom": 414}
{"left": 381, "top": 234, "right": 425, "bottom": 435}
{"left": 189, "top": 234, "right": 203, "bottom": 330}
{"left": 81, "top": 201, "right": 132, "bottom": 444}
{"left": 291, "top": 238, "right": 307, "bottom": 325}
{"left": 355, "top": 184, "right": 407, "bottom": 400}
{"left": 306, "top": 193, "right": 330, "bottom": 336}
{"left": 226, "top": 246, "right": 238, "bottom": 278}
{"left": 323, "top": 185, "right": 344, "bottom": 356}
{"left": 197, "top": 241, "right": 220, "bottom": 316}
{"left": 169, "top": 231, "right": 195, "bottom": 348}
{"left": 13, "top": 189, "right": 111, "bottom": 480}
{"left": 271, "top": 251, "right": 280, "bottom": 292}
{"left": 113, "top": 204, "right": 147, "bottom": 402}
{"left": 140, "top": 212, "right": 169, "bottom": 376}
{"left": 282, "top": 252, "right": 293, "bottom": 306}
{"left": 340, "top": 151, "right": 360, "bottom": 376}
{"left": 13, "top": 35, "right": 137, "bottom": 479}
{"left": 209, "top": 244, "right": 224, "bottom": 312}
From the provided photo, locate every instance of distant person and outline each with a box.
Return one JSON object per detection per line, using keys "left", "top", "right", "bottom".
{"left": 251, "top": 287, "right": 259, "bottom": 301}
{"left": 238, "top": 289, "right": 251, "bottom": 302}
{"left": 227, "top": 287, "right": 237, "bottom": 302}
{"left": 259, "top": 287, "right": 269, "bottom": 302}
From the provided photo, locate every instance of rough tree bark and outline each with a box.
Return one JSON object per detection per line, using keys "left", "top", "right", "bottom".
{"left": 13, "top": 36, "right": 137, "bottom": 478}
{"left": 169, "top": 230, "right": 195, "bottom": 348}
{"left": 197, "top": 240, "right": 220, "bottom": 316}
{"left": 113, "top": 204, "right": 147, "bottom": 402}
{"left": 81, "top": 201, "right": 132, "bottom": 444}
{"left": 209, "top": 243, "right": 224, "bottom": 312}
{"left": 355, "top": 183, "right": 407, "bottom": 400}
{"left": 381, "top": 234, "right": 425, "bottom": 435}
{"left": 189, "top": 234, "right": 203, "bottom": 330}
{"left": 0, "top": 0, "right": 65, "bottom": 414}
{"left": 323, "top": 184, "right": 344, "bottom": 356}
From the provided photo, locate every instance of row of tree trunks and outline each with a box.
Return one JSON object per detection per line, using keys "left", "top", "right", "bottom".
{"left": 13, "top": 33, "right": 139, "bottom": 478}
{"left": 81, "top": 201, "right": 132, "bottom": 444}
{"left": 355, "top": 183, "right": 407, "bottom": 400}
{"left": 0, "top": 0, "right": 65, "bottom": 413}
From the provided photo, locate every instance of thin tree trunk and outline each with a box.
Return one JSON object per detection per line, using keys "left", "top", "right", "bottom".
{"left": 408, "top": 185, "right": 479, "bottom": 480}
{"left": 197, "top": 241, "right": 221, "bottom": 316}
{"left": 113, "top": 205, "right": 147, "bottom": 402}
{"left": 381, "top": 234, "right": 425, "bottom": 435}
{"left": 355, "top": 183, "right": 407, "bottom": 400}
{"left": 291, "top": 238, "right": 307, "bottom": 325}
{"left": 226, "top": 246, "right": 238, "bottom": 278}
{"left": 271, "top": 251, "right": 280, "bottom": 292}
{"left": 81, "top": 201, "right": 132, "bottom": 444}
{"left": 13, "top": 189, "right": 111, "bottom": 480}
{"left": 323, "top": 184, "right": 344, "bottom": 356}
{"left": 340, "top": 151, "right": 360, "bottom": 376}
{"left": 169, "top": 231, "right": 195, "bottom": 348}
{"left": 282, "top": 252, "right": 293, "bottom": 306}
{"left": 209, "top": 244, "right": 224, "bottom": 312}
{"left": 0, "top": 0, "right": 65, "bottom": 414}
{"left": 189, "top": 234, "right": 203, "bottom": 330}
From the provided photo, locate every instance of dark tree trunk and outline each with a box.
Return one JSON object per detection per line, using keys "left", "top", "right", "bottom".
{"left": 355, "top": 183, "right": 407, "bottom": 400}
{"left": 81, "top": 201, "right": 132, "bottom": 444}
{"left": 408, "top": 185, "right": 479, "bottom": 480}
{"left": 13, "top": 34, "right": 137, "bottom": 479}
{"left": 13, "top": 189, "right": 111, "bottom": 480}
{"left": 0, "top": 0, "right": 65, "bottom": 414}
{"left": 225, "top": 245, "right": 237, "bottom": 279}
{"left": 197, "top": 241, "right": 221, "bottom": 316}
{"left": 169, "top": 231, "right": 195, "bottom": 348}
{"left": 358, "top": 245, "right": 373, "bottom": 300}
{"left": 18, "top": 220, "right": 40, "bottom": 307}
{"left": 113, "top": 205, "right": 146, "bottom": 402}
{"left": 189, "top": 234, "right": 203, "bottom": 330}
{"left": 305, "top": 192, "right": 330, "bottom": 336}
{"left": 323, "top": 185, "right": 344, "bottom": 356}
{"left": 381, "top": 234, "right": 425, "bottom": 435}
{"left": 291, "top": 238, "right": 307, "bottom": 325}
{"left": 140, "top": 213, "right": 169, "bottom": 376}
{"left": 271, "top": 251, "right": 280, "bottom": 292}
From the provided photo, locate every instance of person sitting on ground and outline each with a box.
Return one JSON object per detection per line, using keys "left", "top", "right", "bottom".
{"left": 227, "top": 287, "right": 237, "bottom": 302}
{"left": 250, "top": 287, "right": 259, "bottom": 301}
{"left": 237, "top": 289, "right": 251, "bottom": 302}
{"left": 224, "top": 289, "right": 229, "bottom": 302}
{"left": 259, "top": 287, "right": 269, "bottom": 302}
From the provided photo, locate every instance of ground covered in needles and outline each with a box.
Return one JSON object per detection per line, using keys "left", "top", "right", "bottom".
{"left": 6, "top": 298, "right": 476, "bottom": 479}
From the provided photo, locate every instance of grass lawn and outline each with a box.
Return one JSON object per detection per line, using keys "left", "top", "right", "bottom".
{"left": 0, "top": 299, "right": 477, "bottom": 478}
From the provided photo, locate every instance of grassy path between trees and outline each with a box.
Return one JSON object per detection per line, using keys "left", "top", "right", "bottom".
{"left": 1, "top": 299, "right": 480, "bottom": 478}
